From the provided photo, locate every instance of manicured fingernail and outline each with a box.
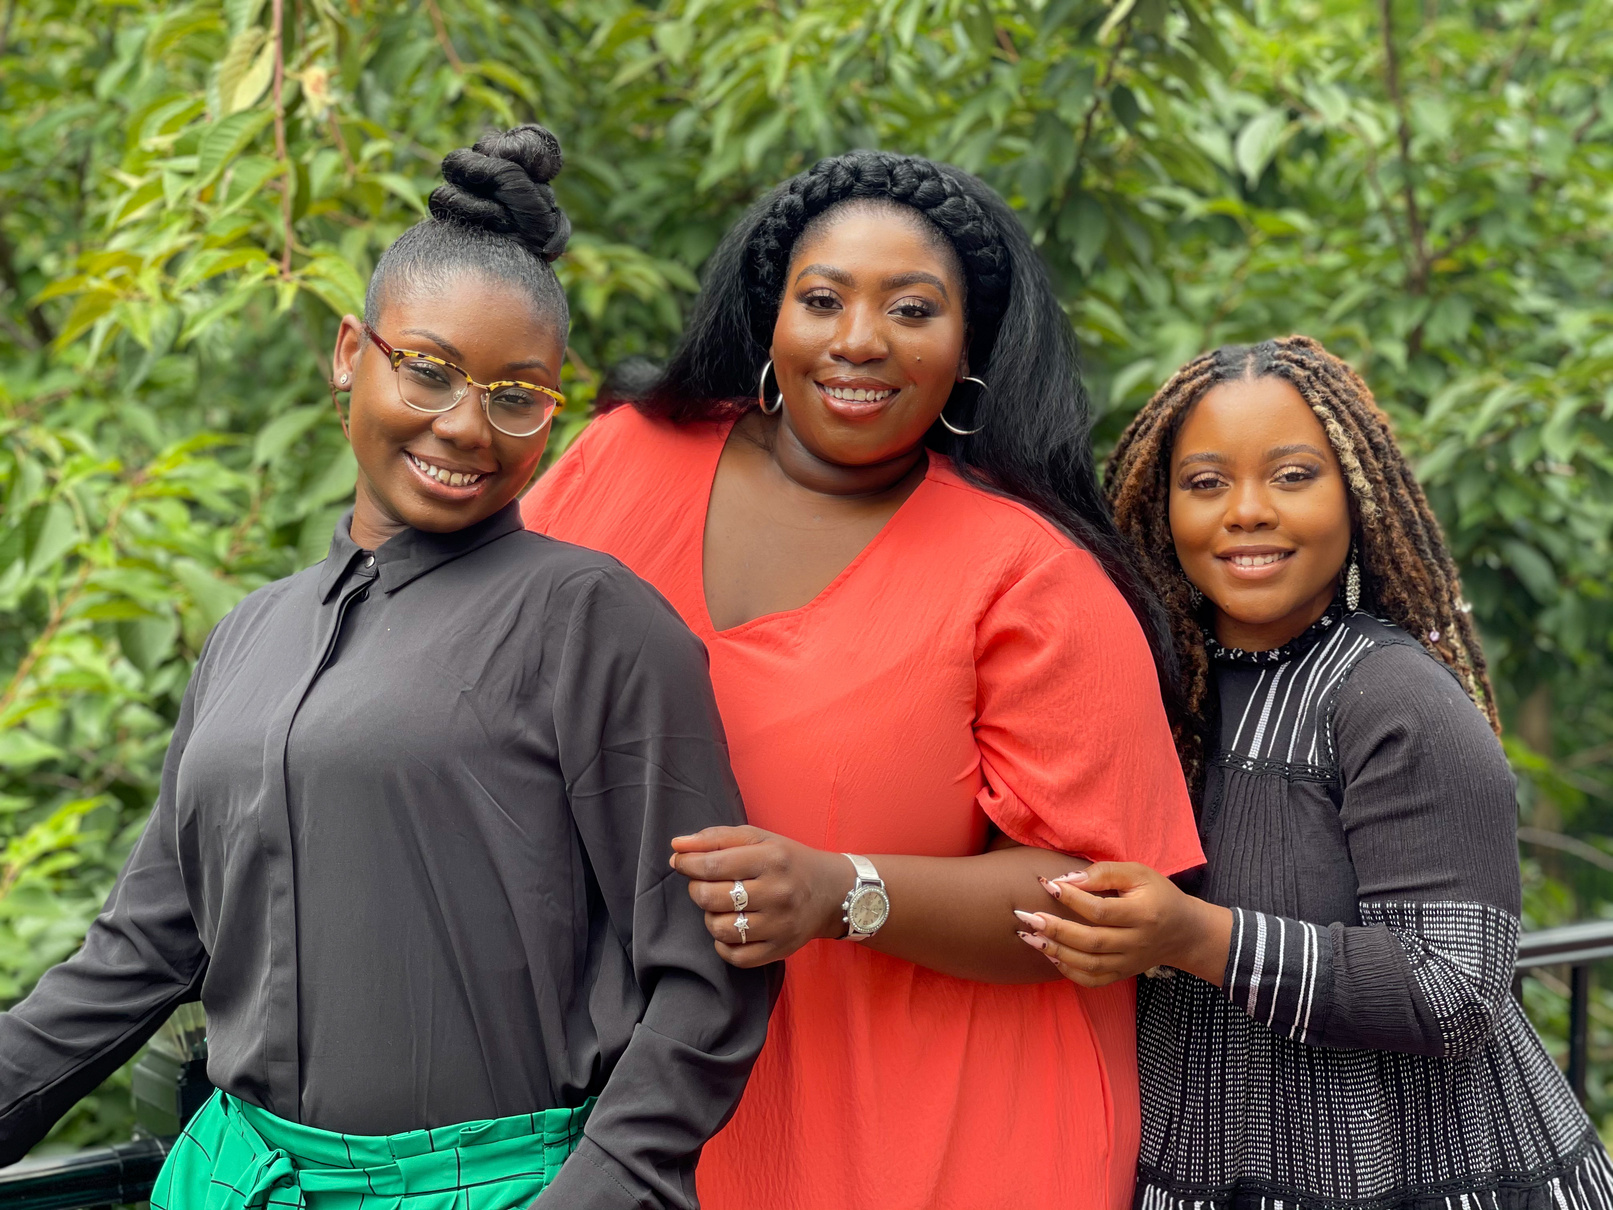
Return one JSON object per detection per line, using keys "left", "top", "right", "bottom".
{"left": 1014, "top": 910, "right": 1044, "bottom": 929}
{"left": 1045, "top": 952, "right": 1061, "bottom": 965}
{"left": 1040, "top": 878, "right": 1063, "bottom": 900}
{"left": 1017, "top": 930, "right": 1047, "bottom": 951}
{"left": 1059, "top": 870, "right": 1088, "bottom": 884}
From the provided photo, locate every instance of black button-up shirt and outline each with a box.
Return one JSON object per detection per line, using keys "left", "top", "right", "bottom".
{"left": 0, "top": 503, "right": 772, "bottom": 1209}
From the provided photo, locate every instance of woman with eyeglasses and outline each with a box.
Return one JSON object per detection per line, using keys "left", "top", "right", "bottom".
{"left": 523, "top": 150, "right": 1203, "bottom": 1210}
{"left": 0, "top": 126, "right": 771, "bottom": 1210}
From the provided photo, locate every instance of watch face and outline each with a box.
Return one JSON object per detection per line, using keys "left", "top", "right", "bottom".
{"left": 848, "top": 887, "right": 890, "bottom": 933}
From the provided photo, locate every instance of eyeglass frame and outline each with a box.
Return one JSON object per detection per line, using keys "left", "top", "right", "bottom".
{"left": 360, "top": 323, "right": 565, "bottom": 437}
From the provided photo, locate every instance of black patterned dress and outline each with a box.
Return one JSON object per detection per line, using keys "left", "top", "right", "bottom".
{"left": 1136, "top": 608, "right": 1613, "bottom": 1209}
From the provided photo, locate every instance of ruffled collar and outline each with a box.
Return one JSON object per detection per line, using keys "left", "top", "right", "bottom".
{"left": 1205, "top": 600, "right": 1347, "bottom": 666}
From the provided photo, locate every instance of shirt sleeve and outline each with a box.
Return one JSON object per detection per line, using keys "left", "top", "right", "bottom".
{"left": 0, "top": 644, "right": 211, "bottom": 1164}
{"left": 539, "top": 566, "right": 775, "bottom": 1210}
{"left": 972, "top": 546, "right": 1203, "bottom": 875}
{"left": 1220, "top": 642, "right": 1520, "bottom": 1056}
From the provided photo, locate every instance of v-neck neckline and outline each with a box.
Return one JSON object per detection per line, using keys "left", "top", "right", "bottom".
{"left": 695, "top": 412, "right": 938, "bottom": 639}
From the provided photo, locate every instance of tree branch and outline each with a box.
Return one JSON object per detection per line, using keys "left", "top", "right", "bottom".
{"left": 1490, "top": 0, "right": 1542, "bottom": 96}
{"left": 1076, "top": 26, "right": 1131, "bottom": 180}
{"left": 0, "top": 221, "right": 55, "bottom": 346}
{"left": 1378, "top": 0, "right": 1430, "bottom": 294}
{"left": 425, "top": 0, "right": 465, "bottom": 73}
{"left": 271, "top": 0, "right": 292, "bottom": 279}
{"left": 1518, "top": 827, "right": 1613, "bottom": 873}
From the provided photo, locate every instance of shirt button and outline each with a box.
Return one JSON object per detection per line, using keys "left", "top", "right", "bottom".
{"left": 363, "top": 555, "right": 375, "bottom": 568}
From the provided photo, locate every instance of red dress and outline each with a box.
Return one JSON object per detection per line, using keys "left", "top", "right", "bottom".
{"left": 523, "top": 406, "right": 1202, "bottom": 1210}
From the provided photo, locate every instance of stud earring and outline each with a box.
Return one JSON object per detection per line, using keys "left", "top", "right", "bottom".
{"left": 338, "top": 373, "right": 350, "bottom": 388}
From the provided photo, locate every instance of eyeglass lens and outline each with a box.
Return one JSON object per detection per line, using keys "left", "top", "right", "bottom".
{"left": 396, "top": 356, "right": 554, "bottom": 437}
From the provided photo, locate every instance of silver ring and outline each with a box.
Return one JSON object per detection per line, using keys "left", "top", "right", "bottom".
{"left": 734, "top": 913, "right": 750, "bottom": 944}
{"left": 730, "top": 880, "right": 749, "bottom": 912}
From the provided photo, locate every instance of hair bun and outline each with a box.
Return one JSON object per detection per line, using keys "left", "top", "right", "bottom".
{"left": 428, "top": 124, "right": 570, "bottom": 263}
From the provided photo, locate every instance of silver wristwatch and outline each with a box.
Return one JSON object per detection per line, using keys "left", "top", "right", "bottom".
{"left": 839, "top": 854, "right": 890, "bottom": 942}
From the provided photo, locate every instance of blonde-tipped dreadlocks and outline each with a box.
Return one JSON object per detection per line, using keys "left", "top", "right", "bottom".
{"left": 1104, "top": 334, "right": 1499, "bottom": 798}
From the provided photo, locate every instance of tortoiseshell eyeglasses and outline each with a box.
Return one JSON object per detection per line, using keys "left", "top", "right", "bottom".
{"left": 362, "top": 324, "right": 565, "bottom": 438}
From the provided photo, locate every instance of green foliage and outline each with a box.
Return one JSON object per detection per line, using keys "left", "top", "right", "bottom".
{"left": 2, "top": 0, "right": 1612, "bottom": 1148}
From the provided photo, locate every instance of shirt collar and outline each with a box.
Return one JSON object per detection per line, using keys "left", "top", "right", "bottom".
{"left": 317, "top": 502, "right": 525, "bottom": 602}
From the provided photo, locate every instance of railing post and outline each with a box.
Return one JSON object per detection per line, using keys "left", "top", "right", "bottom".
{"left": 1569, "top": 963, "right": 1591, "bottom": 1103}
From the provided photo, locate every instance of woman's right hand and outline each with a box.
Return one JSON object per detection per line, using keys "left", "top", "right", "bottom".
{"left": 669, "top": 826, "right": 855, "bottom": 968}
{"left": 1014, "top": 863, "right": 1233, "bottom": 987}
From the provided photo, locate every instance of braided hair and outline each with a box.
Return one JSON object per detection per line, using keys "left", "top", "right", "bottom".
{"left": 364, "top": 125, "right": 571, "bottom": 331}
{"left": 1105, "top": 334, "right": 1499, "bottom": 796}
{"left": 642, "top": 149, "right": 1179, "bottom": 699}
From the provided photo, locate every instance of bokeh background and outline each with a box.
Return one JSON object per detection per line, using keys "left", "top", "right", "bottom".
{"left": 2, "top": 0, "right": 1611, "bottom": 1149}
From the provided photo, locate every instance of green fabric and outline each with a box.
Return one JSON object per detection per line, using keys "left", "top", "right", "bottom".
{"left": 149, "top": 1091, "right": 594, "bottom": 1209}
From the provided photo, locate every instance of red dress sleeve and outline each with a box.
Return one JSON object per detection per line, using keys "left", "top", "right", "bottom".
{"left": 972, "top": 546, "right": 1203, "bottom": 875}
{"left": 521, "top": 419, "right": 595, "bottom": 537}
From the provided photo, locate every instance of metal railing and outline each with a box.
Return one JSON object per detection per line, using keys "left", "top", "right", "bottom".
{"left": 0, "top": 1139, "right": 170, "bottom": 1210}
{"left": 8, "top": 920, "right": 1613, "bottom": 1208}
{"left": 1514, "top": 917, "right": 1613, "bottom": 1102}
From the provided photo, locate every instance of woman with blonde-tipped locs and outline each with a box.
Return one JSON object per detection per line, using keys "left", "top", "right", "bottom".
{"left": 1013, "top": 335, "right": 1613, "bottom": 1208}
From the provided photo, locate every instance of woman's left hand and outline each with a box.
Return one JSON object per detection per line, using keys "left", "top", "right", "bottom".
{"left": 1013, "top": 863, "right": 1233, "bottom": 988}
{"left": 670, "top": 827, "right": 854, "bottom": 968}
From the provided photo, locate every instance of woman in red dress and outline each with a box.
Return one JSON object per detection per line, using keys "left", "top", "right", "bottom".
{"left": 523, "top": 151, "right": 1202, "bottom": 1209}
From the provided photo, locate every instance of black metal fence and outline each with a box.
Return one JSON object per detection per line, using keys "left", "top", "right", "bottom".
{"left": 1514, "top": 917, "right": 1613, "bottom": 1103}
{"left": 8, "top": 920, "right": 1613, "bottom": 1209}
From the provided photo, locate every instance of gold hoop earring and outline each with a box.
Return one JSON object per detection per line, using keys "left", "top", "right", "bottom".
{"left": 757, "top": 360, "right": 783, "bottom": 415}
{"left": 939, "top": 376, "right": 986, "bottom": 436}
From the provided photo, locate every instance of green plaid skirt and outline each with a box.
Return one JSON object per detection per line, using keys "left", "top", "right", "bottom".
{"left": 149, "top": 1091, "right": 593, "bottom": 1209}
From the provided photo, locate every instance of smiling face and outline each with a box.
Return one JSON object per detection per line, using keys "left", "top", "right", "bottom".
{"left": 769, "top": 203, "right": 969, "bottom": 468}
{"left": 1169, "top": 375, "right": 1354, "bottom": 650}
{"left": 330, "top": 273, "right": 566, "bottom": 547}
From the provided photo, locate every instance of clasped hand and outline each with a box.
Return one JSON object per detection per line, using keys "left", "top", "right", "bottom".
{"left": 1013, "top": 863, "right": 1231, "bottom": 988}
{"left": 670, "top": 826, "right": 854, "bottom": 968}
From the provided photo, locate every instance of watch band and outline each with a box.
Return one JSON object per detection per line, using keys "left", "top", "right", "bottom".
{"left": 845, "top": 853, "right": 881, "bottom": 885}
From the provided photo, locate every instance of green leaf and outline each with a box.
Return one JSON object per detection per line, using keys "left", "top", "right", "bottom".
{"left": 1501, "top": 539, "right": 1558, "bottom": 603}
{"left": 115, "top": 614, "right": 180, "bottom": 676}
{"left": 224, "top": 0, "right": 266, "bottom": 35}
{"left": 195, "top": 109, "right": 274, "bottom": 190}
{"left": 173, "top": 247, "right": 272, "bottom": 291}
{"left": 0, "top": 732, "right": 65, "bottom": 771}
{"left": 299, "top": 256, "right": 367, "bottom": 317}
{"left": 26, "top": 501, "right": 80, "bottom": 576}
{"left": 1234, "top": 108, "right": 1287, "bottom": 187}
{"left": 54, "top": 290, "right": 119, "bottom": 348}
{"left": 218, "top": 28, "right": 273, "bottom": 115}
{"left": 372, "top": 173, "right": 429, "bottom": 216}
{"left": 170, "top": 560, "right": 247, "bottom": 629}
{"left": 253, "top": 405, "right": 325, "bottom": 466}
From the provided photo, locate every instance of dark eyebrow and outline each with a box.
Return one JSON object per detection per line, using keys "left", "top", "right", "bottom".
{"left": 399, "top": 330, "right": 552, "bottom": 378}
{"left": 501, "top": 358, "right": 554, "bottom": 377}
{"left": 793, "top": 263, "right": 854, "bottom": 286}
{"left": 1266, "top": 443, "right": 1327, "bottom": 460}
{"left": 880, "top": 270, "right": 949, "bottom": 298}
{"left": 1176, "top": 451, "right": 1229, "bottom": 465}
{"left": 399, "top": 328, "right": 465, "bottom": 363}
